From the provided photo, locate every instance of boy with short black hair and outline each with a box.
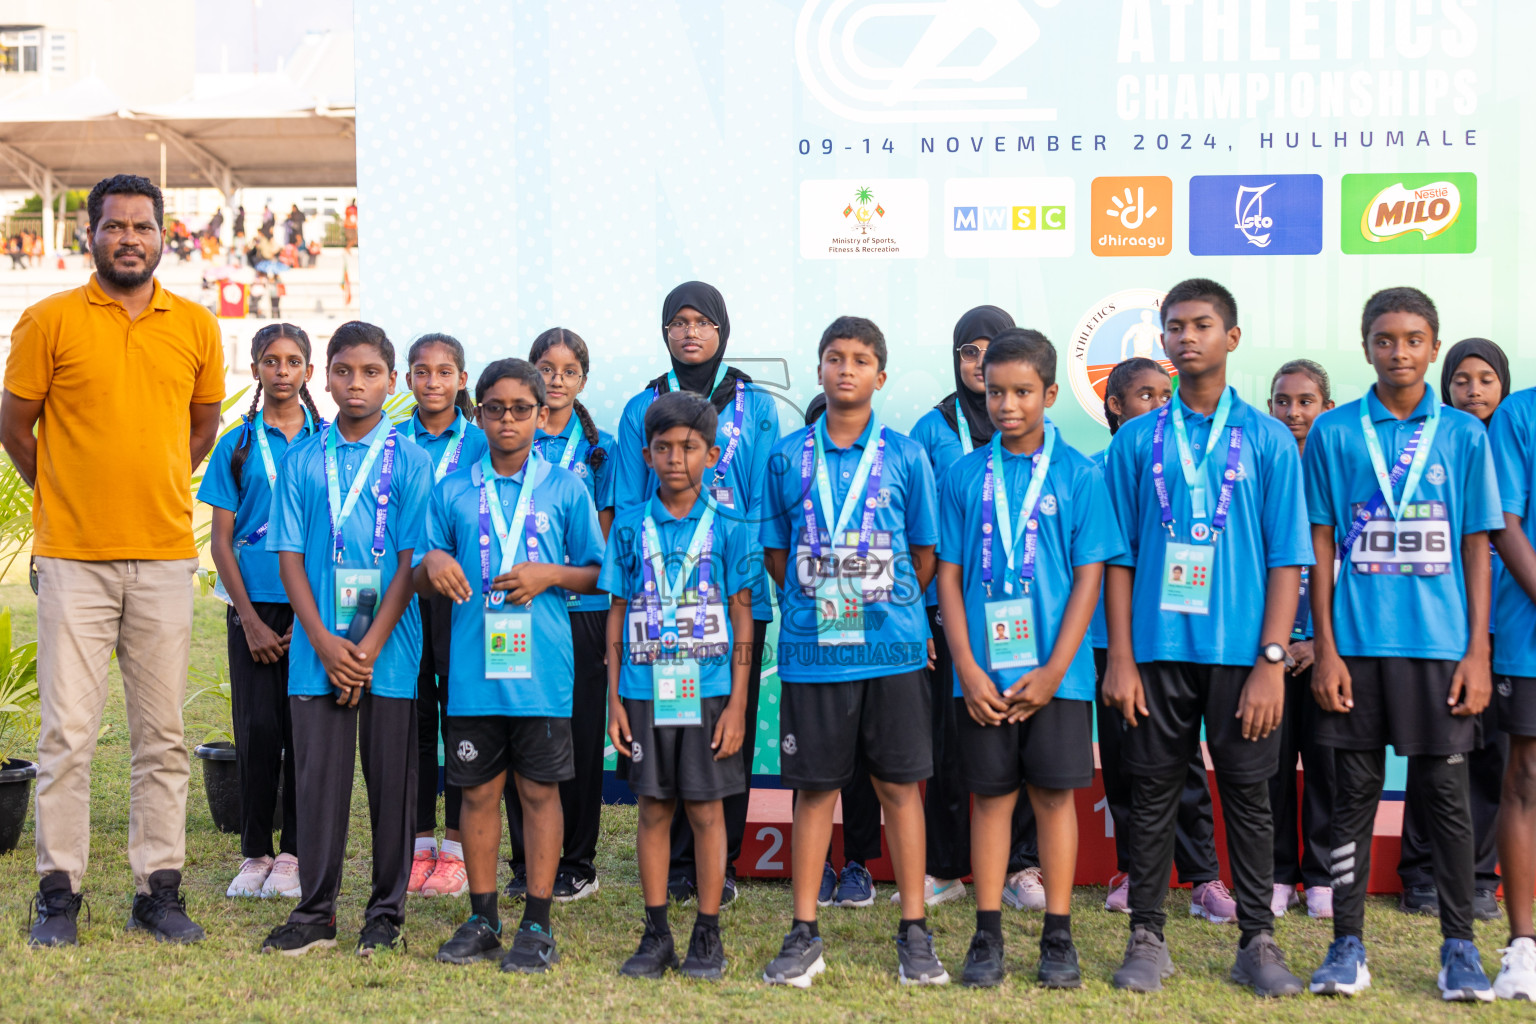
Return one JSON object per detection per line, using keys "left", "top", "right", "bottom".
{"left": 937, "top": 328, "right": 1121, "bottom": 987}
{"left": 602, "top": 391, "right": 755, "bottom": 980}
{"left": 758, "top": 315, "right": 946, "bottom": 987}
{"left": 1304, "top": 287, "right": 1498, "bottom": 1001}
{"left": 1102, "top": 279, "right": 1311, "bottom": 997}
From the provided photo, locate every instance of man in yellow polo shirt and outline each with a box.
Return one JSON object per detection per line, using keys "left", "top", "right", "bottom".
{"left": 0, "top": 174, "right": 224, "bottom": 947}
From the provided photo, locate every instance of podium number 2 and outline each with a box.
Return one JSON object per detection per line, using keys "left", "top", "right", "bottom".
{"left": 755, "top": 827, "right": 785, "bottom": 871}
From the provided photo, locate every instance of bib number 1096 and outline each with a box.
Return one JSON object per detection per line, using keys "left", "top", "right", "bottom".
{"left": 1349, "top": 501, "right": 1452, "bottom": 576}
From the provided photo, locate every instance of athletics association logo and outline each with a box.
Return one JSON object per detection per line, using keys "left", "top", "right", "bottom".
{"left": 1067, "top": 288, "right": 1170, "bottom": 426}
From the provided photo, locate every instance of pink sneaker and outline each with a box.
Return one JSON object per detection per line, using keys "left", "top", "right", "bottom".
{"left": 421, "top": 849, "right": 469, "bottom": 897}
{"left": 407, "top": 849, "right": 436, "bottom": 895}
{"left": 1190, "top": 879, "right": 1237, "bottom": 923}
{"left": 1306, "top": 885, "right": 1334, "bottom": 919}
{"left": 261, "top": 852, "right": 302, "bottom": 898}
{"left": 1271, "top": 883, "right": 1300, "bottom": 917}
{"left": 1104, "top": 872, "right": 1131, "bottom": 914}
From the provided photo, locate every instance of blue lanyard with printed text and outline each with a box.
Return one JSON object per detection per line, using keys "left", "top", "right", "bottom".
{"left": 241, "top": 408, "right": 316, "bottom": 547}
{"left": 1150, "top": 389, "right": 1243, "bottom": 537}
{"left": 1338, "top": 392, "right": 1439, "bottom": 560}
{"left": 323, "top": 421, "right": 395, "bottom": 563}
{"left": 981, "top": 428, "right": 1056, "bottom": 597}
{"left": 548, "top": 415, "right": 582, "bottom": 470}
{"left": 800, "top": 414, "right": 885, "bottom": 564}
{"left": 404, "top": 409, "right": 468, "bottom": 482}
{"left": 474, "top": 453, "right": 542, "bottom": 608}
{"left": 640, "top": 499, "right": 716, "bottom": 644}
{"left": 955, "top": 397, "right": 974, "bottom": 456}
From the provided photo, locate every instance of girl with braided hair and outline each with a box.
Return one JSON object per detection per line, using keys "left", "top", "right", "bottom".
{"left": 198, "top": 323, "right": 323, "bottom": 901}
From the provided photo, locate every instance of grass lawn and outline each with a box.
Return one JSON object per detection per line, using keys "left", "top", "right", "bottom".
{"left": 0, "top": 585, "right": 1524, "bottom": 1023}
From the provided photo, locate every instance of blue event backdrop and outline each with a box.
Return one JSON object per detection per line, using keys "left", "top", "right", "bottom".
{"left": 354, "top": 0, "right": 1534, "bottom": 784}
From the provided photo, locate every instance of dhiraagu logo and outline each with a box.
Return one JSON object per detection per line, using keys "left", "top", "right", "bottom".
{"left": 1341, "top": 173, "right": 1476, "bottom": 255}
{"left": 944, "top": 177, "right": 1074, "bottom": 259}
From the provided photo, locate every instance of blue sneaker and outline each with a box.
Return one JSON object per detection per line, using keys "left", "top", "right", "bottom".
{"left": 817, "top": 862, "right": 837, "bottom": 907}
{"left": 833, "top": 861, "right": 875, "bottom": 908}
{"left": 1439, "top": 938, "right": 1494, "bottom": 1002}
{"left": 1310, "top": 936, "right": 1371, "bottom": 996}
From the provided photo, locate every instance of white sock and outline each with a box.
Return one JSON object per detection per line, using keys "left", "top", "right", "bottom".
{"left": 441, "top": 839, "right": 464, "bottom": 860}
{"left": 414, "top": 837, "right": 438, "bottom": 855}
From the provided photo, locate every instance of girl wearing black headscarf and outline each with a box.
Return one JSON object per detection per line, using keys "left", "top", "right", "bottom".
{"left": 611, "top": 280, "right": 782, "bottom": 905}
{"left": 1399, "top": 336, "right": 1512, "bottom": 916}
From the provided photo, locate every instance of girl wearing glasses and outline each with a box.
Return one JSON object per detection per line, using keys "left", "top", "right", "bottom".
{"left": 613, "top": 281, "right": 783, "bottom": 905}
{"left": 502, "top": 328, "right": 616, "bottom": 903}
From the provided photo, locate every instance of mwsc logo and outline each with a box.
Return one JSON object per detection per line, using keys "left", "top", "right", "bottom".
{"left": 943, "top": 177, "right": 1074, "bottom": 258}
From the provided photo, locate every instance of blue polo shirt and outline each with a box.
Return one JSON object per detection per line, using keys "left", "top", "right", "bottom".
{"left": 910, "top": 407, "right": 970, "bottom": 609}
{"left": 1105, "top": 388, "right": 1312, "bottom": 666}
{"left": 1303, "top": 387, "right": 1502, "bottom": 660}
{"left": 534, "top": 419, "right": 615, "bottom": 614}
{"left": 759, "top": 414, "right": 938, "bottom": 682}
{"left": 427, "top": 458, "right": 605, "bottom": 717}
{"left": 598, "top": 495, "right": 756, "bottom": 701}
{"left": 197, "top": 410, "right": 319, "bottom": 602}
{"left": 1491, "top": 390, "right": 1536, "bottom": 675}
{"left": 937, "top": 434, "right": 1122, "bottom": 702}
{"left": 401, "top": 408, "right": 489, "bottom": 483}
{"left": 614, "top": 381, "right": 782, "bottom": 620}
{"left": 271, "top": 418, "right": 433, "bottom": 698}
{"left": 1088, "top": 448, "right": 1110, "bottom": 649}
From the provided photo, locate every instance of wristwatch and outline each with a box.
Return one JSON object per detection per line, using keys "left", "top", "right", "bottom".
{"left": 1260, "top": 642, "right": 1286, "bottom": 665}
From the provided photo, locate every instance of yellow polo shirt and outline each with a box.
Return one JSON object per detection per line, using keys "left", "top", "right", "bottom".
{"left": 5, "top": 275, "right": 225, "bottom": 560}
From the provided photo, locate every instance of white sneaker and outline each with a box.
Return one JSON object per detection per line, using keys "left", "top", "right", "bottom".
{"left": 888, "top": 875, "right": 967, "bottom": 907}
{"left": 1495, "top": 936, "right": 1536, "bottom": 1001}
{"left": 261, "top": 852, "right": 302, "bottom": 898}
{"left": 1002, "top": 866, "right": 1047, "bottom": 911}
{"left": 226, "top": 855, "right": 274, "bottom": 898}
{"left": 1306, "top": 885, "right": 1334, "bottom": 919}
{"left": 1271, "top": 883, "right": 1300, "bottom": 917}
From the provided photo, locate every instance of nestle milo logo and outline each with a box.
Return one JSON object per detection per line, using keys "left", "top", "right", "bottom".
{"left": 1341, "top": 173, "right": 1476, "bottom": 255}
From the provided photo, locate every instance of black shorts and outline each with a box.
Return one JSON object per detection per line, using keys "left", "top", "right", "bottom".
{"left": 779, "top": 671, "right": 932, "bottom": 790}
{"left": 955, "top": 697, "right": 1095, "bottom": 794}
{"left": 1495, "top": 676, "right": 1536, "bottom": 739}
{"left": 444, "top": 715, "right": 574, "bottom": 787}
{"left": 1122, "top": 661, "right": 1280, "bottom": 785}
{"left": 1317, "top": 657, "right": 1474, "bottom": 757}
{"left": 618, "top": 696, "right": 746, "bottom": 802}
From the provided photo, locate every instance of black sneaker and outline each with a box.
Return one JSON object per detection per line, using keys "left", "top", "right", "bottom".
{"left": 680, "top": 922, "right": 727, "bottom": 980}
{"left": 720, "top": 873, "right": 738, "bottom": 908}
{"left": 1230, "top": 932, "right": 1303, "bottom": 997}
{"left": 668, "top": 874, "right": 696, "bottom": 905}
{"left": 28, "top": 873, "right": 84, "bottom": 948}
{"left": 619, "top": 925, "right": 677, "bottom": 979}
{"left": 505, "top": 868, "right": 528, "bottom": 902}
{"left": 127, "top": 869, "right": 205, "bottom": 944}
{"left": 1400, "top": 883, "right": 1440, "bottom": 916}
{"left": 1113, "top": 925, "right": 1175, "bottom": 992}
{"left": 261, "top": 920, "right": 338, "bottom": 956}
{"left": 1474, "top": 887, "right": 1502, "bottom": 922}
{"left": 435, "top": 916, "right": 502, "bottom": 964}
{"left": 763, "top": 922, "right": 825, "bottom": 988}
{"left": 960, "top": 930, "right": 1006, "bottom": 988}
{"left": 356, "top": 917, "right": 404, "bottom": 956}
{"left": 896, "top": 922, "right": 950, "bottom": 986}
{"left": 552, "top": 870, "right": 599, "bottom": 904}
{"left": 1038, "top": 932, "right": 1082, "bottom": 989}
{"left": 501, "top": 923, "right": 559, "bottom": 974}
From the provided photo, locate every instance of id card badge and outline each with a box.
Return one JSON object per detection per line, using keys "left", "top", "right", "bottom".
{"left": 485, "top": 608, "right": 533, "bottom": 679}
{"left": 652, "top": 657, "right": 703, "bottom": 727}
{"left": 332, "top": 567, "right": 380, "bottom": 632}
{"left": 815, "top": 572, "right": 865, "bottom": 646}
{"left": 1159, "top": 543, "right": 1214, "bottom": 615}
{"left": 984, "top": 598, "right": 1038, "bottom": 671}
{"left": 709, "top": 485, "right": 735, "bottom": 508}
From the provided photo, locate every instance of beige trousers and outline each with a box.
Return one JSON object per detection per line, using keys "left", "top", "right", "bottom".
{"left": 33, "top": 556, "right": 197, "bottom": 892}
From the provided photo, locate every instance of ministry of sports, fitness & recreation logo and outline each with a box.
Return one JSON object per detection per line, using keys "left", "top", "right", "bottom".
{"left": 1067, "top": 288, "right": 1171, "bottom": 427}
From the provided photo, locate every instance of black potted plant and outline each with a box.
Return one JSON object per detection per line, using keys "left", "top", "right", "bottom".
{"left": 187, "top": 667, "right": 242, "bottom": 834}
{"left": 0, "top": 607, "right": 40, "bottom": 855}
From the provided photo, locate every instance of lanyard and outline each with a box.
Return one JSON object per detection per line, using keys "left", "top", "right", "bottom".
{"left": 546, "top": 415, "right": 582, "bottom": 470}
{"left": 323, "top": 421, "right": 396, "bottom": 564}
{"left": 241, "top": 409, "right": 317, "bottom": 547}
{"left": 404, "top": 409, "right": 468, "bottom": 482}
{"left": 640, "top": 499, "right": 716, "bottom": 644}
{"left": 474, "top": 453, "right": 542, "bottom": 607}
{"left": 1150, "top": 390, "right": 1244, "bottom": 536}
{"left": 955, "top": 397, "right": 974, "bottom": 456}
{"left": 981, "top": 428, "right": 1056, "bottom": 596}
{"left": 666, "top": 363, "right": 728, "bottom": 399}
{"left": 1338, "top": 393, "right": 1440, "bottom": 559}
{"left": 711, "top": 379, "right": 747, "bottom": 486}
{"left": 800, "top": 414, "right": 886, "bottom": 564}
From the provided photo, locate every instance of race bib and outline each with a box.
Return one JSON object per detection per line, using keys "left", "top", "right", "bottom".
{"left": 1348, "top": 501, "right": 1453, "bottom": 575}
{"left": 485, "top": 608, "right": 532, "bottom": 679}
{"left": 1159, "top": 543, "right": 1214, "bottom": 615}
{"left": 984, "top": 598, "right": 1038, "bottom": 673}
{"left": 625, "top": 594, "right": 728, "bottom": 664}
{"left": 332, "top": 567, "right": 380, "bottom": 632}
{"left": 794, "top": 529, "right": 897, "bottom": 603}
{"left": 652, "top": 657, "right": 703, "bottom": 727}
